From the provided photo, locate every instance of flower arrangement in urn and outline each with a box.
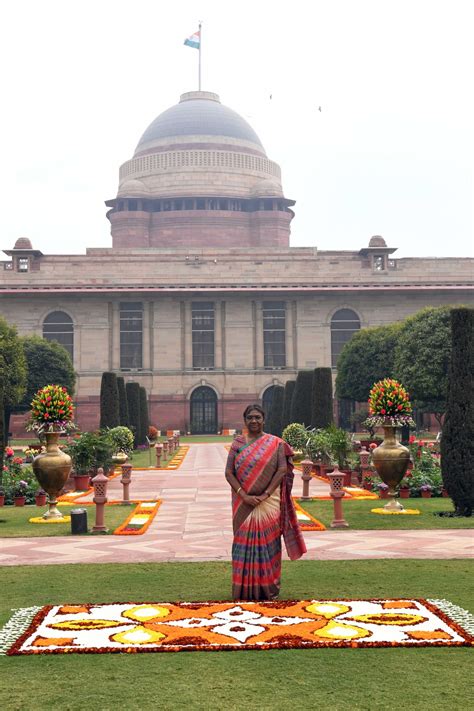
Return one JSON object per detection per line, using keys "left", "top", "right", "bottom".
{"left": 365, "top": 378, "right": 415, "bottom": 429}
{"left": 29, "top": 385, "right": 74, "bottom": 520}
{"left": 27, "top": 384, "right": 75, "bottom": 433}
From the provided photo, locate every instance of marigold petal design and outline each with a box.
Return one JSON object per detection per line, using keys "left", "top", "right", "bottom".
{"left": 314, "top": 620, "right": 371, "bottom": 640}
{"left": 123, "top": 605, "right": 171, "bottom": 622}
{"left": 51, "top": 619, "right": 120, "bottom": 631}
{"left": 305, "top": 602, "right": 350, "bottom": 618}
{"left": 349, "top": 613, "right": 425, "bottom": 626}
{"left": 112, "top": 626, "right": 166, "bottom": 645}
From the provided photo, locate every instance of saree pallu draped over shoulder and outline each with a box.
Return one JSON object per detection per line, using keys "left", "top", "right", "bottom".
{"left": 226, "top": 433, "right": 306, "bottom": 601}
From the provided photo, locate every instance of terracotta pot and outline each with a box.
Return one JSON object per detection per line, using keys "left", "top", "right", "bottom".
{"left": 73, "top": 474, "right": 92, "bottom": 491}
{"left": 421, "top": 490, "right": 432, "bottom": 498}
{"left": 35, "top": 494, "right": 47, "bottom": 506}
{"left": 442, "top": 488, "right": 449, "bottom": 498}
{"left": 378, "top": 489, "right": 389, "bottom": 499}
{"left": 399, "top": 488, "right": 410, "bottom": 499}
{"left": 14, "top": 496, "right": 26, "bottom": 507}
{"left": 0, "top": 494, "right": 5, "bottom": 506}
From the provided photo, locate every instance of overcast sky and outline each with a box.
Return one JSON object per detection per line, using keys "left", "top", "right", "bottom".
{"left": 0, "top": 0, "right": 472, "bottom": 258}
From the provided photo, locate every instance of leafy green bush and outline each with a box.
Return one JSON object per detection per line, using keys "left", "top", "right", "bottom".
{"left": 67, "top": 431, "right": 114, "bottom": 475}
{"left": 107, "top": 426, "right": 134, "bottom": 456}
{"left": 282, "top": 423, "right": 309, "bottom": 452}
{"left": 305, "top": 429, "right": 332, "bottom": 464}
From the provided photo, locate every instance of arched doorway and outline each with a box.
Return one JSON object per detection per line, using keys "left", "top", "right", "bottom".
{"left": 262, "top": 386, "right": 276, "bottom": 417}
{"left": 190, "top": 386, "right": 218, "bottom": 434}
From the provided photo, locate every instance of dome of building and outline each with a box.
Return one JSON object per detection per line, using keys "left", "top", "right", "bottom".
{"left": 13, "top": 237, "right": 33, "bottom": 250}
{"left": 368, "top": 235, "right": 387, "bottom": 248}
{"left": 135, "top": 92, "right": 264, "bottom": 156}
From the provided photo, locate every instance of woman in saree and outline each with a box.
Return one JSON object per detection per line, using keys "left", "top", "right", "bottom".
{"left": 225, "top": 404, "right": 306, "bottom": 601}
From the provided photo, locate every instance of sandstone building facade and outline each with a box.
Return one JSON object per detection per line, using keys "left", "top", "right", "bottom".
{"left": 2, "top": 91, "right": 473, "bottom": 433}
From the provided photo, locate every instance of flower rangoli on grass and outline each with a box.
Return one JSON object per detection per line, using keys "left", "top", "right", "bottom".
{"left": 3, "top": 599, "right": 472, "bottom": 655}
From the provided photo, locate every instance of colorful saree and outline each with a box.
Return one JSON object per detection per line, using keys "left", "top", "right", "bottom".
{"left": 226, "top": 433, "right": 306, "bottom": 601}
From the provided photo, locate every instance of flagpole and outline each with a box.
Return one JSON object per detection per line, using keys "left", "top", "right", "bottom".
{"left": 198, "top": 22, "right": 202, "bottom": 91}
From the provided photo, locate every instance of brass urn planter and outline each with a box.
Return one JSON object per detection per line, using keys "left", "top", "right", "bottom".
{"left": 32, "top": 431, "right": 72, "bottom": 519}
{"left": 371, "top": 425, "right": 410, "bottom": 511}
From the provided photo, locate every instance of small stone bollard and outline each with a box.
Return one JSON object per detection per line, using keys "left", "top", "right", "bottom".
{"left": 173, "top": 434, "right": 179, "bottom": 451}
{"left": 359, "top": 448, "right": 371, "bottom": 488}
{"left": 92, "top": 468, "right": 108, "bottom": 533}
{"left": 121, "top": 463, "right": 133, "bottom": 504}
{"left": 327, "top": 468, "right": 349, "bottom": 528}
{"left": 359, "top": 447, "right": 370, "bottom": 471}
{"left": 175, "top": 432, "right": 180, "bottom": 447}
{"left": 300, "top": 459, "right": 313, "bottom": 500}
{"left": 155, "top": 442, "right": 163, "bottom": 467}
{"left": 162, "top": 441, "right": 169, "bottom": 459}
{"left": 167, "top": 437, "right": 174, "bottom": 455}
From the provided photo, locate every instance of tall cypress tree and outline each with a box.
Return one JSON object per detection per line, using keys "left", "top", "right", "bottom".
{"left": 281, "top": 380, "right": 296, "bottom": 431}
{"left": 125, "top": 382, "right": 141, "bottom": 447}
{"left": 266, "top": 385, "right": 285, "bottom": 437}
{"left": 441, "top": 307, "right": 474, "bottom": 516}
{"left": 139, "top": 386, "right": 150, "bottom": 446}
{"left": 117, "top": 376, "right": 129, "bottom": 427}
{"left": 290, "top": 371, "right": 313, "bottom": 427}
{"left": 311, "top": 367, "right": 334, "bottom": 429}
{"left": 99, "top": 372, "right": 119, "bottom": 429}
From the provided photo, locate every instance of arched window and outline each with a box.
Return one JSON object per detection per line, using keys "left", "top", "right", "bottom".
{"left": 190, "top": 386, "right": 217, "bottom": 434}
{"left": 262, "top": 385, "right": 277, "bottom": 416}
{"left": 331, "top": 308, "right": 360, "bottom": 368}
{"left": 43, "top": 311, "right": 74, "bottom": 361}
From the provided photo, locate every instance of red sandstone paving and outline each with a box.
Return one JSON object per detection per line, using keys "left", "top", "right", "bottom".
{"left": 0, "top": 443, "right": 472, "bottom": 566}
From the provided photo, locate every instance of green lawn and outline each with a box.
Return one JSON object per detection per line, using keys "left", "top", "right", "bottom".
{"left": 299, "top": 497, "right": 474, "bottom": 529}
{"left": 0, "top": 560, "right": 472, "bottom": 710}
{"left": 0, "top": 504, "right": 134, "bottom": 537}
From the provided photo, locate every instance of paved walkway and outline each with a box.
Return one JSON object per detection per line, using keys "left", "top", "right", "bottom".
{"left": 1, "top": 443, "right": 472, "bottom": 566}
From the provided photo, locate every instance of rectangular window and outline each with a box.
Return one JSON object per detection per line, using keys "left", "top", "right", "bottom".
{"left": 263, "top": 301, "right": 286, "bottom": 368}
{"left": 18, "top": 258, "right": 29, "bottom": 272}
{"left": 120, "top": 302, "right": 143, "bottom": 369}
{"left": 192, "top": 302, "right": 215, "bottom": 369}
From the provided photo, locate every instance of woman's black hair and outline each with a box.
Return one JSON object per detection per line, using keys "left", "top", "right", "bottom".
{"left": 243, "top": 403, "right": 265, "bottom": 419}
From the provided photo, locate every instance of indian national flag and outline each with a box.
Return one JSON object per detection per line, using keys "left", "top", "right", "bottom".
{"left": 184, "top": 29, "right": 200, "bottom": 49}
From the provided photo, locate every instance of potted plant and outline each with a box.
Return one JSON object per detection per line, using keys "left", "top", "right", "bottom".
{"left": 107, "top": 426, "right": 134, "bottom": 466}
{"left": 13, "top": 480, "right": 28, "bottom": 506}
{"left": 35, "top": 489, "right": 47, "bottom": 506}
{"left": 304, "top": 429, "right": 332, "bottom": 475}
{"left": 0, "top": 489, "right": 4, "bottom": 507}
{"left": 27, "top": 384, "right": 75, "bottom": 519}
{"left": 376, "top": 482, "right": 389, "bottom": 499}
{"left": 325, "top": 425, "right": 353, "bottom": 484}
{"left": 399, "top": 478, "right": 411, "bottom": 499}
{"left": 420, "top": 484, "right": 433, "bottom": 499}
{"left": 67, "top": 431, "right": 115, "bottom": 489}
{"left": 282, "top": 423, "right": 311, "bottom": 453}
